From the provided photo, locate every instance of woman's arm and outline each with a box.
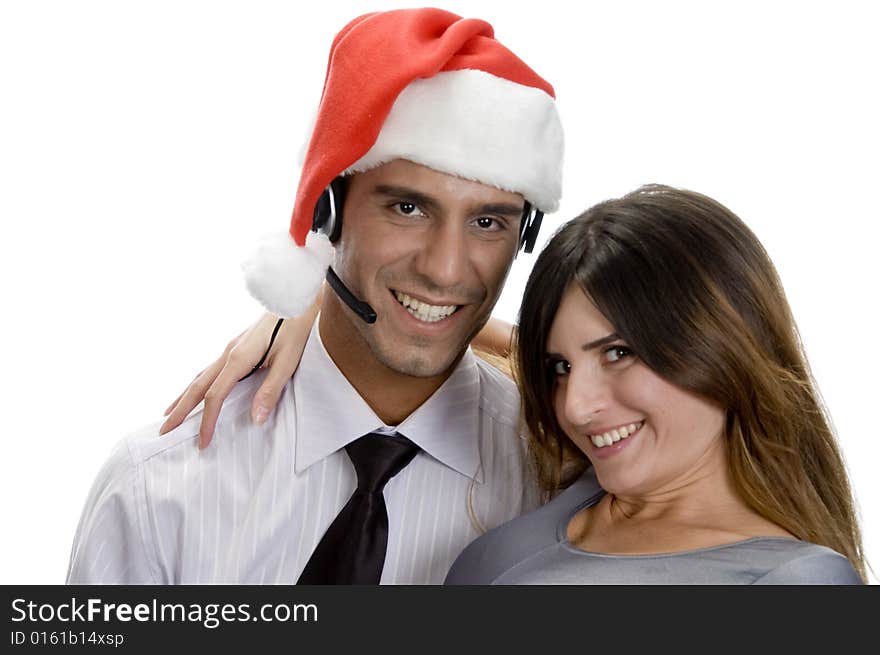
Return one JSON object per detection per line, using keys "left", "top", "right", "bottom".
{"left": 472, "top": 316, "right": 515, "bottom": 358}
{"left": 161, "top": 299, "right": 511, "bottom": 449}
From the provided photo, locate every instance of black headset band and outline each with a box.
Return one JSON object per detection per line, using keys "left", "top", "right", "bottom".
{"left": 314, "top": 176, "right": 542, "bottom": 253}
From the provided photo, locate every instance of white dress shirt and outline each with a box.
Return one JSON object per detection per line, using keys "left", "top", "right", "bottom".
{"left": 67, "top": 323, "right": 541, "bottom": 584}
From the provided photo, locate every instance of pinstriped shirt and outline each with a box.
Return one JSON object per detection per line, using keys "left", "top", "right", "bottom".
{"left": 66, "top": 324, "right": 541, "bottom": 584}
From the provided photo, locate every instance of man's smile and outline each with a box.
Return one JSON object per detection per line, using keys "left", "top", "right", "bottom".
{"left": 392, "top": 290, "right": 462, "bottom": 323}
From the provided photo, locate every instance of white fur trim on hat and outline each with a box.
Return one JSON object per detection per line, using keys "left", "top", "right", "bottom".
{"left": 241, "top": 231, "right": 334, "bottom": 318}
{"left": 344, "top": 69, "right": 563, "bottom": 212}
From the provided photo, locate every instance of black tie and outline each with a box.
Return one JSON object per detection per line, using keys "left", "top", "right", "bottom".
{"left": 297, "top": 432, "right": 420, "bottom": 585}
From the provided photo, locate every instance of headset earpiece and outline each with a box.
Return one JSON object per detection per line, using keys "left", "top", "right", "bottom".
{"left": 312, "top": 177, "right": 347, "bottom": 243}
{"left": 518, "top": 203, "right": 544, "bottom": 254}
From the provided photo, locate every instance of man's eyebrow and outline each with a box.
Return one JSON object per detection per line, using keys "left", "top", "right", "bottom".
{"left": 476, "top": 203, "right": 525, "bottom": 217}
{"left": 373, "top": 185, "right": 439, "bottom": 212}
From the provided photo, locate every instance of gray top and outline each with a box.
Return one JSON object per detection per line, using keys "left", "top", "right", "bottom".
{"left": 445, "top": 469, "right": 862, "bottom": 585}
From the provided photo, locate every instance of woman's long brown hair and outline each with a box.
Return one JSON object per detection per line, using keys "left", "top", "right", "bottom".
{"left": 516, "top": 185, "right": 866, "bottom": 580}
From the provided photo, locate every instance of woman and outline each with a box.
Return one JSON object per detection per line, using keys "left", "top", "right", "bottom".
{"left": 446, "top": 185, "right": 864, "bottom": 583}
{"left": 162, "top": 185, "right": 866, "bottom": 583}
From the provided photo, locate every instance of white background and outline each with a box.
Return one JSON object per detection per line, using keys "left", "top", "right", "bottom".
{"left": 1, "top": 0, "right": 877, "bottom": 583}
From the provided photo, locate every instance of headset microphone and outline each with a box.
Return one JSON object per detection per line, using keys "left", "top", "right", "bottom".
{"left": 325, "top": 268, "right": 377, "bottom": 324}
{"left": 312, "top": 178, "right": 378, "bottom": 324}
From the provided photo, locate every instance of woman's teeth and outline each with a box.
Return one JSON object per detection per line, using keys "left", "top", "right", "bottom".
{"left": 394, "top": 291, "right": 458, "bottom": 323}
{"left": 589, "top": 422, "right": 642, "bottom": 448}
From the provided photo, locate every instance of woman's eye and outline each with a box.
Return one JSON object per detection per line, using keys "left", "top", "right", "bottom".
{"left": 549, "top": 359, "right": 570, "bottom": 376}
{"left": 603, "top": 345, "right": 633, "bottom": 363}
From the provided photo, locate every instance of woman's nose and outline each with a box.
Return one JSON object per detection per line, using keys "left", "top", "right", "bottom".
{"left": 562, "top": 365, "right": 609, "bottom": 428}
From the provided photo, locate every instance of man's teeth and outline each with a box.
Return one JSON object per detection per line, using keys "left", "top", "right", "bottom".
{"left": 394, "top": 291, "right": 458, "bottom": 323}
{"left": 589, "top": 422, "right": 642, "bottom": 449}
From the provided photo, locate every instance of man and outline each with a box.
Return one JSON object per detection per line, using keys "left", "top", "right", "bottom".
{"left": 66, "top": 7, "right": 562, "bottom": 584}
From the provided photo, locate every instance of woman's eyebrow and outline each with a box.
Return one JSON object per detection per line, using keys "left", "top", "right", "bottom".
{"left": 545, "top": 333, "right": 620, "bottom": 359}
{"left": 581, "top": 333, "right": 619, "bottom": 351}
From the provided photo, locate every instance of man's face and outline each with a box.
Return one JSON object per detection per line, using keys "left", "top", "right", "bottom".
{"left": 328, "top": 159, "right": 523, "bottom": 378}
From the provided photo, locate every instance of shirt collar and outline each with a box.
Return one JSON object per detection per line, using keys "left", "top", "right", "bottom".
{"left": 293, "top": 321, "right": 484, "bottom": 482}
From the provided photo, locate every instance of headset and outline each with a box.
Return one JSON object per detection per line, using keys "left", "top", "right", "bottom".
{"left": 311, "top": 177, "right": 377, "bottom": 323}
{"left": 312, "top": 176, "right": 544, "bottom": 254}
{"left": 311, "top": 176, "right": 544, "bottom": 325}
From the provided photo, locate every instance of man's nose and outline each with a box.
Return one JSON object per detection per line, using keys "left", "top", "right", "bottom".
{"left": 414, "top": 222, "right": 471, "bottom": 290}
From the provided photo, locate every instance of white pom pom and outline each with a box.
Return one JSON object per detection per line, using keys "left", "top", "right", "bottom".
{"left": 241, "top": 231, "right": 334, "bottom": 318}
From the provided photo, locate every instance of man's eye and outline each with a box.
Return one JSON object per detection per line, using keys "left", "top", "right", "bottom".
{"left": 393, "top": 202, "right": 425, "bottom": 217}
{"left": 474, "top": 216, "right": 502, "bottom": 231}
{"left": 603, "top": 346, "right": 633, "bottom": 363}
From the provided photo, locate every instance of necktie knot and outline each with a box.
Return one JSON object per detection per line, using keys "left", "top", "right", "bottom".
{"left": 346, "top": 432, "right": 420, "bottom": 494}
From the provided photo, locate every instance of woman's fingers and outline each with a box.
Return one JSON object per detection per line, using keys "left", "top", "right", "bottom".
{"left": 158, "top": 317, "right": 278, "bottom": 439}
{"left": 163, "top": 392, "right": 185, "bottom": 418}
{"left": 158, "top": 311, "right": 305, "bottom": 447}
{"left": 162, "top": 368, "right": 208, "bottom": 418}
{"left": 247, "top": 305, "right": 315, "bottom": 425}
{"left": 159, "top": 360, "right": 224, "bottom": 435}
{"left": 197, "top": 356, "right": 251, "bottom": 449}
{"left": 250, "top": 350, "right": 299, "bottom": 425}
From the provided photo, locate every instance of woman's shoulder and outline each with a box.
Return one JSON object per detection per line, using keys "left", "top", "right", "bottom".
{"left": 747, "top": 540, "right": 863, "bottom": 585}
{"left": 444, "top": 469, "right": 603, "bottom": 584}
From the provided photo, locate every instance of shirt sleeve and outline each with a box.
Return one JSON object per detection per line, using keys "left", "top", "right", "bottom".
{"left": 66, "top": 439, "right": 160, "bottom": 584}
{"left": 752, "top": 551, "right": 863, "bottom": 585}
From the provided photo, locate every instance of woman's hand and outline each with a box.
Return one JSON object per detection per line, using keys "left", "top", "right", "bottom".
{"left": 160, "top": 295, "right": 320, "bottom": 448}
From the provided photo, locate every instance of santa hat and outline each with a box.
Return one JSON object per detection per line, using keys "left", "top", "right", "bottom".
{"left": 243, "top": 8, "right": 564, "bottom": 318}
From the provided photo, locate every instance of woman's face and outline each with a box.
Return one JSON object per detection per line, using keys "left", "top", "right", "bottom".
{"left": 546, "top": 284, "right": 727, "bottom": 497}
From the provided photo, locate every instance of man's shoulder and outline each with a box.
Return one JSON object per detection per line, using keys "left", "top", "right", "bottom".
{"left": 124, "top": 371, "right": 273, "bottom": 465}
{"left": 473, "top": 354, "right": 521, "bottom": 428}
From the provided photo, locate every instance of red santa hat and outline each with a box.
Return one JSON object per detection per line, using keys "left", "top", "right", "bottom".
{"left": 243, "top": 7, "right": 564, "bottom": 318}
